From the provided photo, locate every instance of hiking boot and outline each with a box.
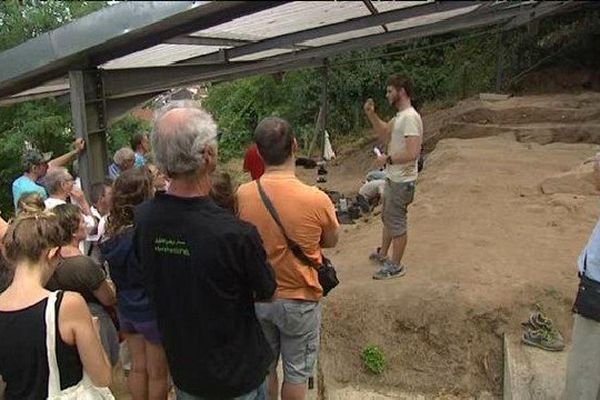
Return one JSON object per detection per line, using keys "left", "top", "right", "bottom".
{"left": 521, "top": 311, "right": 564, "bottom": 341}
{"left": 522, "top": 328, "right": 565, "bottom": 352}
{"left": 372, "top": 261, "right": 406, "bottom": 280}
{"left": 369, "top": 248, "right": 387, "bottom": 264}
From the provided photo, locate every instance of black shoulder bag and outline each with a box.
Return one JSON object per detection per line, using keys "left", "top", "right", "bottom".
{"left": 573, "top": 252, "right": 600, "bottom": 322}
{"left": 256, "top": 180, "right": 339, "bottom": 296}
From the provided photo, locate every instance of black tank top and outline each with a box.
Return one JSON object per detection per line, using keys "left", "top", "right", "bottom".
{"left": 0, "top": 291, "right": 83, "bottom": 399}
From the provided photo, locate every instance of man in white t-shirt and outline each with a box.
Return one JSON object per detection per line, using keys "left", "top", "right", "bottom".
{"left": 363, "top": 74, "right": 423, "bottom": 280}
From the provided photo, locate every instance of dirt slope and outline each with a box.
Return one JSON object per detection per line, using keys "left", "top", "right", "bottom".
{"left": 303, "top": 92, "right": 600, "bottom": 398}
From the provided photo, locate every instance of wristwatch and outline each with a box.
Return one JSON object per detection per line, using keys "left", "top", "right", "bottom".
{"left": 386, "top": 155, "right": 393, "bottom": 165}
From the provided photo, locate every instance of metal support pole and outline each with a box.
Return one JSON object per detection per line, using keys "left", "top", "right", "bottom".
{"left": 69, "top": 70, "right": 108, "bottom": 197}
{"left": 320, "top": 59, "right": 329, "bottom": 158}
{"left": 495, "top": 32, "right": 505, "bottom": 92}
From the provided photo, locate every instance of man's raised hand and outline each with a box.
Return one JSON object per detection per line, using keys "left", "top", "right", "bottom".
{"left": 363, "top": 98, "right": 375, "bottom": 114}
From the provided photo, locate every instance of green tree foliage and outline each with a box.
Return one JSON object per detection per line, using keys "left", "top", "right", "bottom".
{"left": 0, "top": 1, "right": 106, "bottom": 214}
{"left": 204, "top": 9, "right": 599, "bottom": 162}
{"left": 106, "top": 115, "right": 152, "bottom": 156}
{"left": 0, "top": 0, "right": 106, "bottom": 51}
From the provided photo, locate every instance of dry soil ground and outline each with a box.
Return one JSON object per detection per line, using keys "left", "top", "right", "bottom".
{"left": 113, "top": 91, "right": 600, "bottom": 399}
{"left": 295, "top": 92, "right": 600, "bottom": 399}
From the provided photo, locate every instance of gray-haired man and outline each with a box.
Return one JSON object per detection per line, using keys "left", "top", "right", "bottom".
{"left": 134, "top": 103, "right": 276, "bottom": 400}
{"left": 108, "top": 147, "right": 136, "bottom": 181}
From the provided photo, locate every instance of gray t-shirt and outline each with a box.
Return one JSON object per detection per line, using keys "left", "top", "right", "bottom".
{"left": 46, "top": 255, "right": 106, "bottom": 304}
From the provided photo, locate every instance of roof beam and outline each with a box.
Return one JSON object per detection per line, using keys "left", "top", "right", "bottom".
{"left": 0, "top": 1, "right": 286, "bottom": 99}
{"left": 180, "top": 2, "right": 535, "bottom": 73}
{"left": 100, "top": 2, "right": 545, "bottom": 98}
{"left": 503, "top": 1, "right": 583, "bottom": 30}
{"left": 101, "top": 58, "right": 323, "bottom": 99}
{"left": 362, "top": 0, "right": 389, "bottom": 33}
{"left": 102, "top": 62, "right": 255, "bottom": 98}
{"left": 164, "top": 35, "right": 252, "bottom": 47}
{"left": 179, "top": 1, "right": 480, "bottom": 64}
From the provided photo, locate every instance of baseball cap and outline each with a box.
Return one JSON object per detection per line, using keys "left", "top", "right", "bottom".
{"left": 22, "top": 148, "right": 53, "bottom": 170}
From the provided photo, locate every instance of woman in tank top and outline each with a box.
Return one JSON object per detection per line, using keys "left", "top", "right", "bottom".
{"left": 47, "top": 203, "right": 119, "bottom": 367}
{"left": 0, "top": 211, "right": 111, "bottom": 399}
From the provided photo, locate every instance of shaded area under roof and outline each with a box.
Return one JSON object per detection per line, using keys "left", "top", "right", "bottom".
{"left": 0, "top": 1, "right": 592, "bottom": 105}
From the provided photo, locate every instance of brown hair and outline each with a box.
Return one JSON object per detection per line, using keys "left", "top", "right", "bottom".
{"left": 254, "top": 117, "right": 294, "bottom": 166}
{"left": 210, "top": 171, "right": 236, "bottom": 212}
{"left": 53, "top": 203, "right": 82, "bottom": 243}
{"left": 2, "top": 211, "right": 64, "bottom": 265}
{"left": 17, "top": 192, "right": 46, "bottom": 214}
{"left": 387, "top": 74, "right": 413, "bottom": 98}
{"left": 106, "top": 168, "right": 153, "bottom": 236}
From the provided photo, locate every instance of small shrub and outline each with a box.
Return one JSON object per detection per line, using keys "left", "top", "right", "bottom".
{"left": 362, "top": 345, "right": 386, "bottom": 375}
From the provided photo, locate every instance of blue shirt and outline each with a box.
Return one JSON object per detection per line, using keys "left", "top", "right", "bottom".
{"left": 12, "top": 175, "right": 47, "bottom": 209}
{"left": 578, "top": 216, "right": 600, "bottom": 282}
{"left": 134, "top": 153, "right": 146, "bottom": 167}
{"left": 108, "top": 163, "right": 121, "bottom": 181}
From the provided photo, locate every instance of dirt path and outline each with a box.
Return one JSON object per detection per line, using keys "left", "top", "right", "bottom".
{"left": 296, "top": 92, "right": 600, "bottom": 398}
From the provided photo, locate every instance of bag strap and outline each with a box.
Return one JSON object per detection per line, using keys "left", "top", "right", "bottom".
{"left": 45, "top": 291, "right": 61, "bottom": 396}
{"left": 256, "top": 180, "right": 320, "bottom": 269}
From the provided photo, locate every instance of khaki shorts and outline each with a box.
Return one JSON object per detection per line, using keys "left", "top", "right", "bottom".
{"left": 382, "top": 179, "right": 415, "bottom": 237}
{"left": 254, "top": 299, "right": 321, "bottom": 384}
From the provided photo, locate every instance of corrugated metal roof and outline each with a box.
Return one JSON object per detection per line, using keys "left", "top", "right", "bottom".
{"left": 0, "top": 0, "right": 588, "bottom": 104}
{"left": 100, "top": 1, "right": 441, "bottom": 68}
{"left": 385, "top": 4, "right": 481, "bottom": 31}
{"left": 103, "top": 44, "right": 223, "bottom": 69}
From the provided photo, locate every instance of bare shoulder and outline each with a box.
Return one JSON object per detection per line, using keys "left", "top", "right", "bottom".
{"left": 60, "top": 291, "right": 88, "bottom": 316}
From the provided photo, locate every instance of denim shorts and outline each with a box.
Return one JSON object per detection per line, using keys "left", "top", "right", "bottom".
{"left": 175, "top": 380, "right": 267, "bottom": 400}
{"left": 254, "top": 299, "right": 321, "bottom": 384}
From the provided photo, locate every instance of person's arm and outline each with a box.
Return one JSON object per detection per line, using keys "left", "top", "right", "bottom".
{"left": 78, "top": 258, "right": 115, "bottom": 307}
{"left": 364, "top": 99, "right": 393, "bottom": 143}
{"left": 59, "top": 292, "right": 112, "bottom": 387}
{"left": 92, "top": 280, "right": 117, "bottom": 307}
{"left": 321, "top": 227, "right": 339, "bottom": 249}
{"left": 388, "top": 135, "right": 422, "bottom": 165}
{"left": 48, "top": 138, "right": 86, "bottom": 168}
{"left": 70, "top": 187, "right": 92, "bottom": 217}
{"left": 315, "top": 191, "right": 340, "bottom": 249}
{"left": 242, "top": 225, "right": 276, "bottom": 301}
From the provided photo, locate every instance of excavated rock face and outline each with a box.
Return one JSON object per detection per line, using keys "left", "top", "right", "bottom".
{"left": 312, "top": 93, "right": 600, "bottom": 399}
{"left": 541, "top": 161, "right": 600, "bottom": 196}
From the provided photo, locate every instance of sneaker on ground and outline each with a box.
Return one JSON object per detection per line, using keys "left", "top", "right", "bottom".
{"left": 521, "top": 311, "right": 564, "bottom": 341}
{"left": 522, "top": 328, "right": 565, "bottom": 352}
{"left": 372, "top": 261, "right": 406, "bottom": 280}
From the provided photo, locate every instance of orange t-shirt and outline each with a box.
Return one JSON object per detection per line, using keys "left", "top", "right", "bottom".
{"left": 237, "top": 171, "right": 339, "bottom": 301}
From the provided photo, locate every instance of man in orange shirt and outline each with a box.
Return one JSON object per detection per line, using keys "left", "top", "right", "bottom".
{"left": 237, "top": 117, "right": 339, "bottom": 400}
